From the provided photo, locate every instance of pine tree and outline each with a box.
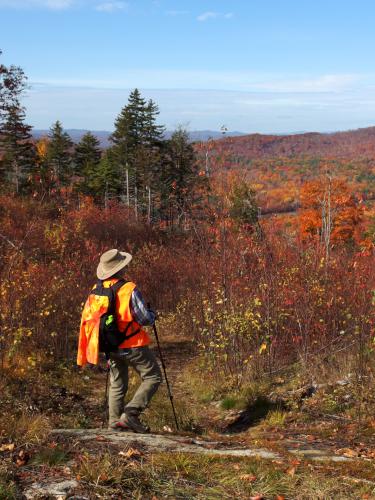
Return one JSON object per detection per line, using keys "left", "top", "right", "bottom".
{"left": 47, "top": 121, "right": 73, "bottom": 186}
{"left": 1, "top": 104, "right": 36, "bottom": 193}
{"left": 110, "top": 89, "right": 146, "bottom": 171}
{"left": 0, "top": 50, "right": 28, "bottom": 127}
{"left": 144, "top": 99, "right": 165, "bottom": 146}
{"left": 83, "top": 151, "right": 122, "bottom": 203}
{"left": 110, "top": 89, "right": 165, "bottom": 195}
{"left": 0, "top": 51, "right": 35, "bottom": 192}
{"left": 74, "top": 132, "right": 101, "bottom": 173}
{"left": 159, "top": 127, "right": 197, "bottom": 224}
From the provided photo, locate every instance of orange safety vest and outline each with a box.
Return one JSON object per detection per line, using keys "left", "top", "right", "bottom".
{"left": 77, "top": 279, "right": 150, "bottom": 366}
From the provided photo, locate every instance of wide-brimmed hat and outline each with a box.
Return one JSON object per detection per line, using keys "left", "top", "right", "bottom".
{"left": 96, "top": 249, "right": 132, "bottom": 280}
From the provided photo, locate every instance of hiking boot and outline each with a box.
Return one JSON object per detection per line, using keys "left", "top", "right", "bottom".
{"left": 118, "top": 410, "right": 150, "bottom": 434}
{"left": 109, "top": 422, "right": 131, "bottom": 432}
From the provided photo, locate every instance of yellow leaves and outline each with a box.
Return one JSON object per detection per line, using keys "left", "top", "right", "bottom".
{"left": 239, "top": 473, "right": 257, "bottom": 482}
{"left": 259, "top": 342, "right": 267, "bottom": 354}
{"left": 27, "top": 355, "right": 36, "bottom": 368}
{"left": 243, "top": 355, "right": 253, "bottom": 364}
{"left": 119, "top": 447, "right": 143, "bottom": 459}
{"left": 36, "top": 136, "right": 49, "bottom": 160}
{"left": 254, "top": 297, "right": 262, "bottom": 306}
{"left": 0, "top": 443, "right": 15, "bottom": 452}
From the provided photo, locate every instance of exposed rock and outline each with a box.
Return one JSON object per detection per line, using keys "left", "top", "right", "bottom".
{"left": 52, "top": 428, "right": 281, "bottom": 460}
{"left": 289, "top": 448, "right": 352, "bottom": 462}
{"left": 24, "top": 479, "right": 78, "bottom": 500}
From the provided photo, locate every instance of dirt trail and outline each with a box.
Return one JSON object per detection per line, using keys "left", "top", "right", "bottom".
{"left": 8, "top": 336, "right": 374, "bottom": 499}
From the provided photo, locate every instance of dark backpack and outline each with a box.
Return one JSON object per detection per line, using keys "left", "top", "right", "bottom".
{"left": 91, "top": 279, "right": 140, "bottom": 357}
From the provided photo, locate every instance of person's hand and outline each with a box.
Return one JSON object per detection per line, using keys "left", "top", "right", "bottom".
{"left": 149, "top": 308, "right": 158, "bottom": 320}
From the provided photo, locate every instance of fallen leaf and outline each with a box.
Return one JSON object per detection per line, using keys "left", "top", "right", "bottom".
{"left": 250, "top": 495, "right": 264, "bottom": 500}
{"left": 239, "top": 474, "right": 257, "bottom": 482}
{"left": 119, "top": 447, "right": 143, "bottom": 459}
{"left": 290, "top": 458, "right": 301, "bottom": 466}
{"left": 15, "top": 450, "right": 30, "bottom": 467}
{"left": 276, "top": 496, "right": 285, "bottom": 500}
{"left": 0, "top": 443, "right": 15, "bottom": 452}
{"left": 286, "top": 466, "right": 296, "bottom": 476}
{"left": 337, "top": 448, "right": 358, "bottom": 458}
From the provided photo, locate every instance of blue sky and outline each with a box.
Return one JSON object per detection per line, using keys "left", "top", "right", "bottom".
{"left": 1, "top": 0, "right": 375, "bottom": 133}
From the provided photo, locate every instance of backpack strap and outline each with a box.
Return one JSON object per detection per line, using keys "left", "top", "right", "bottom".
{"left": 109, "top": 279, "right": 142, "bottom": 340}
{"left": 90, "top": 279, "right": 111, "bottom": 297}
{"left": 91, "top": 279, "right": 141, "bottom": 342}
{"left": 108, "top": 279, "right": 127, "bottom": 314}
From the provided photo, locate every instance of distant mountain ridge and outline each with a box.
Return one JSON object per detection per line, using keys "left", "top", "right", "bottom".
{"left": 32, "top": 129, "right": 246, "bottom": 146}
{"left": 32, "top": 126, "right": 375, "bottom": 158}
{"left": 210, "top": 126, "right": 375, "bottom": 160}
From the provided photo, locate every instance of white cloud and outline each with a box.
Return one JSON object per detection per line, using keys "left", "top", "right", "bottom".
{"left": 0, "top": 0, "right": 73, "bottom": 8}
{"left": 253, "top": 74, "right": 360, "bottom": 93}
{"left": 197, "top": 11, "right": 218, "bottom": 21}
{"left": 197, "top": 11, "right": 233, "bottom": 22}
{"left": 95, "top": 1, "right": 127, "bottom": 12}
{"left": 25, "top": 84, "right": 375, "bottom": 134}
{"left": 32, "top": 71, "right": 362, "bottom": 95}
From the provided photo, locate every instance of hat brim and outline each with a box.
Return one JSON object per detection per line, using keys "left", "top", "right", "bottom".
{"left": 96, "top": 252, "right": 132, "bottom": 280}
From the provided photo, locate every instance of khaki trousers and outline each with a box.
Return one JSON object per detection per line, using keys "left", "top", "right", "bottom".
{"left": 108, "top": 346, "right": 162, "bottom": 427}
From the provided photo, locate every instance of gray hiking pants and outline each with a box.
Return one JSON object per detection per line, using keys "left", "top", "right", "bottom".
{"left": 108, "top": 346, "right": 162, "bottom": 427}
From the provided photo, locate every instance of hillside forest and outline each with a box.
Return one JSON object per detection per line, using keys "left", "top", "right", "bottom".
{"left": 1, "top": 52, "right": 375, "bottom": 498}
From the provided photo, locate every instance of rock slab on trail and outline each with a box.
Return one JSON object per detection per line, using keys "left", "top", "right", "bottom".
{"left": 53, "top": 428, "right": 281, "bottom": 460}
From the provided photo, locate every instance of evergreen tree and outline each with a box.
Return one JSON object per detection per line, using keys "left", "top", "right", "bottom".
{"left": 47, "top": 121, "right": 73, "bottom": 185}
{"left": 0, "top": 50, "right": 28, "bottom": 128}
{"left": 110, "top": 89, "right": 146, "bottom": 170}
{"left": 159, "top": 127, "right": 197, "bottom": 224}
{"left": 110, "top": 89, "right": 165, "bottom": 194}
{"left": 1, "top": 105, "right": 36, "bottom": 193}
{"left": 83, "top": 151, "right": 122, "bottom": 203}
{"left": 144, "top": 99, "right": 165, "bottom": 145}
{"left": 74, "top": 132, "right": 101, "bottom": 174}
{"left": 0, "top": 51, "right": 35, "bottom": 192}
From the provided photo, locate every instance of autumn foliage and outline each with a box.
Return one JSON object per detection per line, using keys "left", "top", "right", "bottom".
{"left": 0, "top": 186, "right": 374, "bottom": 404}
{"left": 299, "top": 177, "right": 363, "bottom": 243}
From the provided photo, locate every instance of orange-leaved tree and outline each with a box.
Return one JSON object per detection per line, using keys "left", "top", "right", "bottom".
{"left": 299, "top": 177, "right": 363, "bottom": 245}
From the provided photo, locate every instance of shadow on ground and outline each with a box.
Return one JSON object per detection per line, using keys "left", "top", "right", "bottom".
{"left": 224, "top": 396, "right": 286, "bottom": 434}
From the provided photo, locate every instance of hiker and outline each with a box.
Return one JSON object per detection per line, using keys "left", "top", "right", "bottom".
{"left": 78, "top": 249, "right": 162, "bottom": 433}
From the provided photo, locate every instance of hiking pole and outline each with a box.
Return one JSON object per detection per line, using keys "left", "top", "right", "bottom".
{"left": 151, "top": 319, "right": 179, "bottom": 431}
{"left": 102, "top": 360, "right": 110, "bottom": 428}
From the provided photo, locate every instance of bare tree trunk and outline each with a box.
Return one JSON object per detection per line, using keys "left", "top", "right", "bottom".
{"left": 134, "top": 185, "right": 138, "bottom": 221}
{"left": 321, "top": 173, "right": 333, "bottom": 275}
{"left": 147, "top": 186, "right": 151, "bottom": 224}
{"left": 104, "top": 181, "right": 108, "bottom": 209}
{"left": 126, "top": 169, "right": 129, "bottom": 206}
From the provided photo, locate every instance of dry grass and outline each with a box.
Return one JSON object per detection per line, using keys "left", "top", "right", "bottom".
{"left": 0, "top": 414, "right": 51, "bottom": 446}
{"left": 72, "top": 450, "right": 375, "bottom": 499}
